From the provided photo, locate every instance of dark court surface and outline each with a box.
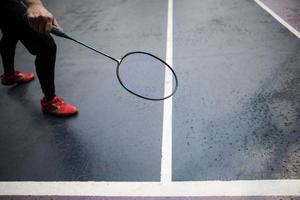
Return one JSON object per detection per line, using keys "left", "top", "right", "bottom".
{"left": 0, "top": 0, "right": 168, "bottom": 181}
{"left": 0, "top": 0, "right": 300, "bottom": 183}
{"left": 260, "top": 0, "right": 300, "bottom": 33}
{"left": 172, "top": 0, "right": 300, "bottom": 180}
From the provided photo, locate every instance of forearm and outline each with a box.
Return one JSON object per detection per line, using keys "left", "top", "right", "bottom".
{"left": 22, "top": 0, "right": 43, "bottom": 7}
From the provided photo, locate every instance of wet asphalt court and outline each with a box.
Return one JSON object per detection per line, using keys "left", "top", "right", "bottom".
{"left": 0, "top": 0, "right": 299, "bottom": 183}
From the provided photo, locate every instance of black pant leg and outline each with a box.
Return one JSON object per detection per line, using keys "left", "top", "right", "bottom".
{"left": 0, "top": 0, "right": 56, "bottom": 99}
{"left": 0, "top": 0, "right": 20, "bottom": 75}
{"left": 0, "top": 29, "right": 18, "bottom": 76}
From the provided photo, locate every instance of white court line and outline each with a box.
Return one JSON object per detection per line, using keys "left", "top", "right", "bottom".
{"left": 161, "top": 0, "right": 173, "bottom": 183}
{"left": 0, "top": 180, "right": 300, "bottom": 196}
{"left": 254, "top": 0, "right": 300, "bottom": 39}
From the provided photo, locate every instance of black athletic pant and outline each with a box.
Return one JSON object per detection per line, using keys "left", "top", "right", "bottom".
{"left": 0, "top": 0, "right": 56, "bottom": 100}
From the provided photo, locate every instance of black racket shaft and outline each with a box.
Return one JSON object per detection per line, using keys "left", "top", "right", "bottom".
{"left": 51, "top": 27, "right": 119, "bottom": 63}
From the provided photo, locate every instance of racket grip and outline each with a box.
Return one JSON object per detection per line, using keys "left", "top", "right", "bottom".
{"left": 51, "top": 27, "right": 70, "bottom": 39}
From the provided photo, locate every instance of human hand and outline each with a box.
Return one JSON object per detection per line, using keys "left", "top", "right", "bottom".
{"left": 26, "top": 3, "right": 60, "bottom": 33}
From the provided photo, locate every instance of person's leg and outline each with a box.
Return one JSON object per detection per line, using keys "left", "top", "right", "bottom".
{"left": 0, "top": 29, "right": 18, "bottom": 76}
{"left": 23, "top": 32, "right": 57, "bottom": 100}
{"left": 0, "top": 2, "right": 35, "bottom": 85}
{"left": 0, "top": 0, "right": 55, "bottom": 99}
{"left": 0, "top": 0, "right": 77, "bottom": 116}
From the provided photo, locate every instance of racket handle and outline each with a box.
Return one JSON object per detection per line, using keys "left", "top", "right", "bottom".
{"left": 51, "top": 27, "right": 71, "bottom": 39}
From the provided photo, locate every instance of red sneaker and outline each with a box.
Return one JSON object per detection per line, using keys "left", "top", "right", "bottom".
{"left": 41, "top": 96, "right": 78, "bottom": 117}
{"left": 1, "top": 70, "right": 34, "bottom": 85}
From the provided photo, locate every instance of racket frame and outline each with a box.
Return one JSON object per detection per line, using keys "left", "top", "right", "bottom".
{"left": 116, "top": 51, "right": 178, "bottom": 101}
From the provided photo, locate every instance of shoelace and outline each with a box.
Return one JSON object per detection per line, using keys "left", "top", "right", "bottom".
{"left": 53, "top": 97, "right": 65, "bottom": 105}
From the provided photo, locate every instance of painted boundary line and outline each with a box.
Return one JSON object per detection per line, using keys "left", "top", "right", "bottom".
{"left": 161, "top": 0, "right": 173, "bottom": 183}
{"left": 254, "top": 0, "right": 300, "bottom": 38}
{"left": 0, "top": 180, "right": 300, "bottom": 196}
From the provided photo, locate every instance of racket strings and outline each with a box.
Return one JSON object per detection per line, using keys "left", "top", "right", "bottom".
{"left": 116, "top": 52, "right": 177, "bottom": 101}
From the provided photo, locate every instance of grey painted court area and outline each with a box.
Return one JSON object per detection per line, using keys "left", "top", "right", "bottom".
{"left": 172, "top": 0, "right": 300, "bottom": 180}
{"left": 259, "top": 0, "right": 300, "bottom": 34}
{"left": 0, "top": 197, "right": 299, "bottom": 200}
{"left": 0, "top": 0, "right": 168, "bottom": 181}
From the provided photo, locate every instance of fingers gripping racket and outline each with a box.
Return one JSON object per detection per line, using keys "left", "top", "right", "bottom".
{"left": 51, "top": 27, "right": 178, "bottom": 101}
